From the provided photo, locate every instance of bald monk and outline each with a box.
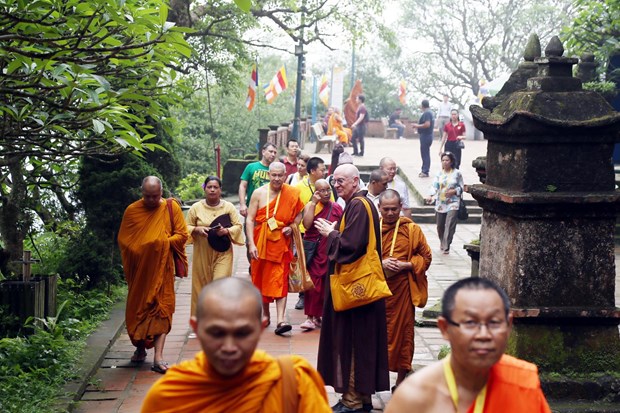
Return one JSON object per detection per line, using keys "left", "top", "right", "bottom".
{"left": 379, "top": 190, "right": 432, "bottom": 390}
{"left": 246, "top": 162, "right": 305, "bottom": 335}
{"left": 385, "top": 277, "right": 552, "bottom": 413}
{"left": 118, "top": 176, "right": 188, "bottom": 374}
{"left": 141, "top": 278, "right": 332, "bottom": 413}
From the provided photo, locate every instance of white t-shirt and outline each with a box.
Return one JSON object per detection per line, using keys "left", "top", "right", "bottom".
{"left": 387, "top": 176, "right": 410, "bottom": 211}
{"left": 438, "top": 101, "right": 452, "bottom": 118}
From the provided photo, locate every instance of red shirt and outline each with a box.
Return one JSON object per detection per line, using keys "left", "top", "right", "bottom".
{"left": 443, "top": 121, "right": 466, "bottom": 141}
{"left": 281, "top": 156, "right": 298, "bottom": 176}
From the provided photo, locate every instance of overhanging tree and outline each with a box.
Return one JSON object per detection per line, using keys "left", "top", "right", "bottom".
{"left": 0, "top": 0, "right": 192, "bottom": 275}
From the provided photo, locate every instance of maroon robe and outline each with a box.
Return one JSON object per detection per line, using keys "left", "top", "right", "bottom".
{"left": 317, "top": 191, "right": 390, "bottom": 395}
{"left": 303, "top": 201, "right": 343, "bottom": 318}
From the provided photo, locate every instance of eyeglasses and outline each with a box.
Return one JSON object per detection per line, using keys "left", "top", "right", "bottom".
{"left": 445, "top": 317, "right": 508, "bottom": 334}
{"left": 333, "top": 177, "right": 351, "bottom": 186}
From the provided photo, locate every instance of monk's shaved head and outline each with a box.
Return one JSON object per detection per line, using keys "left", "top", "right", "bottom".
{"left": 334, "top": 163, "right": 359, "bottom": 179}
{"left": 379, "top": 157, "right": 395, "bottom": 168}
{"left": 141, "top": 176, "right": 162, "bottom": 191}
{"left": 315, "top": 178, "right": 329, "bottom": 189}
{"left": 379, "top": 189, "right": 401, "bottom": 204}
{"left": 269, "top": 162, "right": 286, "bottom": 173}
{"left": 196, "top": 278, "right": 262, "bottom": 321}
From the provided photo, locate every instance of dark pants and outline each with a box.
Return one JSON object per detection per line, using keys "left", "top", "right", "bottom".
{"left": 420, "top": 135, "right": 433, "bottom": 174}
{"left": 352, "top": 124, "right": 366, "bottom": 155}
{"left": 444, "top": 140, "right": 462, "bottom": 169}
{"left": 390, "top": 123, "right": 405, "bottom": 138}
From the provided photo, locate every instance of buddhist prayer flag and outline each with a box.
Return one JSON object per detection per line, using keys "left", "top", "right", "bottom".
{"left": 264, "top": 66, "right": 288, "bottom": 104}
{"left": 319, "top": 75, "right": 330, "bottom": 106}
{"left": 245, "top": 64, "right": 258, "bottom": 111}
{"left": 399, "top": 80, "right": 407, "bottom": 105}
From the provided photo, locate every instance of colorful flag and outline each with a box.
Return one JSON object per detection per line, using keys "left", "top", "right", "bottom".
{"left": 399, "top": 80, "right": 407, "bottom": 105}
{"left": 264, "top": 66, "right": 288, "bottom": 104}
{"left": 318, "top": 75, "right": 330, "bottom": 106}
{"left": 245, "top": 64, "right": 257, "bottom": 111}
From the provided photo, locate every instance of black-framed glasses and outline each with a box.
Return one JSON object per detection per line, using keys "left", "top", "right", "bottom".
{"left": 445, "top": 317, "right": 507, "bottom": 334}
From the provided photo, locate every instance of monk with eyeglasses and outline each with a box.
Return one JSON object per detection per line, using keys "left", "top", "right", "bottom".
{"left": 386, "top": 277, "right": 551, "bottom": 413}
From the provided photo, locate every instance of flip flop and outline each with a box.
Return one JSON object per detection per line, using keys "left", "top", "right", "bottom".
{"left": 274, "top": 322, "right": 292, "bottom": 336}
{"left": 130, "top": 349, "right": 147, "bottom": 364}
{"left": 151, "top": 361, "right": 169, "bottom": 374}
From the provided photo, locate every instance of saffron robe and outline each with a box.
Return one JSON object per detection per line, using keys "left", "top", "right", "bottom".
{"left": 186, "top": 200, "right": 244, "bottom": 316}
{"left": 251, "top": 184, "right": 304, "bottom": 300}
{"left": 140, "top": 350, "right": 332, "bottom": 413}
{"left": 303, "top": 201, "right": 343, "bottom": 318}
{"left": 470, "top": 354, "right": 552, "bottom": 413}
{"left": 118, "top": 199, "right": 188, "bottom": 348}
{"left": 318, "top": 191, "right": 390, "bottom": 394}
{"left": 328, "top": 113, "right": 351, "bottom": 144}
{"left": 381, "top": 218, "right": 432, "bottom": 372}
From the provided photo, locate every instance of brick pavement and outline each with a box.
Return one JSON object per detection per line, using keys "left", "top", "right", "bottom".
{"left": 74, "top": 136, "right": 620, "bottom": 412}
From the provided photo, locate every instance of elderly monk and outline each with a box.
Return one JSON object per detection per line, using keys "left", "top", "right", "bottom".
{"left": 247, "top": 162, "right": 305, "bottom": 335}
{"left": 379, "top": 189, "right": 432, "bottom": 390}
{"left": 141, "top": 278, "right": 332, "bottom": 413}
{"left": 314, "top": 164, "right": 390, "bottom": 413}
{"left": 118, "top": 176, "right": 188, "bottom": 374}
{"left": 385, "top": 278, "right": 552, "bottom": 413}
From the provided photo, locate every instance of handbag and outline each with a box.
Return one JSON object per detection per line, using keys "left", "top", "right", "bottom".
{"left": 407, "top": 223, "right": 428, "bottom": 308}
{"left": 288, "top": 226, "right": 315, "bottom": 293}
{"left": 457, "top": 197, "right": 469, "bottom": 221}
{"left": 166, "top": 198, "right": 188, "bottom": 278}
{"left": 457, "top": 139, "right": 465, "bottom": 149}
{"left": 330, "top": 197, "right": 392, "bottom": 311}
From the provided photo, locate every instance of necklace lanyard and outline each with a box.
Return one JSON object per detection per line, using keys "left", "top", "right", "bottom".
{"left": 443, "top": 355, "right": 487, "bottom": 413}
{"left": 265, "top": 189, "right": 282, "bottom": 220}
{"left": 380, "top": 218, "right": 401, "bottom": 257}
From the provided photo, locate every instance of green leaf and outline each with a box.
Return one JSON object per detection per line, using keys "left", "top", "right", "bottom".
{"left": 92, "top": 119, "right": 105, "bottom": 134}
{"left": 233, "top": 0, "right": 252, "bottom": 13}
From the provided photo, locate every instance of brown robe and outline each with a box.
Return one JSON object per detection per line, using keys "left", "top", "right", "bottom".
{"left": 317, "top": 191, "right": 390, "bottom": 394}
{"left": 381, "top": 218, "right": 432, "bottom": 372}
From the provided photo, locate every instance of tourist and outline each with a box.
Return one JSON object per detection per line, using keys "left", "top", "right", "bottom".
{"left": 350, "top": 94, "right": 369, "bottom": 157}
{"left": 439, "top": 109, "right": 466, "bottom": 169}
{"left": 388, "top": 108, "right": 406, "bottom": 140}
{"left": 413, "top": 99, "right": 435, "bottom": 177}
{"left": 280, "top": 139, "right": 300, "bottom": 177}
{"left": 286, "top": 153, "right": 310, "bottom": 185}
{"left": 436, "top": 94, "right": 452, "bottom": 141}
{"left": 425, "top": 152, "right": 464, "bottom": 255}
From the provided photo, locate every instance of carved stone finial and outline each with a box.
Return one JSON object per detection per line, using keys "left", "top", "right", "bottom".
{"left": 545, "top": 36, "right": 564, "bottom": 57}
{"left": 523, "top": 34, "right": 541, "bottom": 62}
{"left": 581, "top": 52, "right": 595, "bottom": 63}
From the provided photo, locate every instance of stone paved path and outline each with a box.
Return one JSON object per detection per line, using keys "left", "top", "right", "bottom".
{"left": 74, "top": 136, "right": 620, "bottom": 412}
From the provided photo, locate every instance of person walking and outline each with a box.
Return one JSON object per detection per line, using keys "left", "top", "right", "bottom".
{"left": 413, "top": 99, "right": 435, "bottom": 177}
{"left": 186, "top": 176, "right": 244, "bottom": 319}
{"left": 439, "top": 109, "right": 466, "bottom": 169}
{"left": 425, "top": 152, "right": 464, "bottom": 255}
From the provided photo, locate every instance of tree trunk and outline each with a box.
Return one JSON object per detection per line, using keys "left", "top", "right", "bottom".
{"left": 0, "top": 156, "right": 30, "bottom": 276}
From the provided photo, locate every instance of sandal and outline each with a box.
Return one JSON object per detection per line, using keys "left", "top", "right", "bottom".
{"left": 151, "top": 361, "right": 169, "bottom": 374}
{"left": 130, "top": 349, "right": 147, "bottom": 364}
{"left": 274, "top": 322, "right": 292, "bottom": 336}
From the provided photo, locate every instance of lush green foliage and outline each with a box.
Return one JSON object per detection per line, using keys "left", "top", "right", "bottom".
{"left": 0, "top": 0, "right": 192, "bottom": 272}
{"left": 0, "top": 280, "right": 125, "bottom": 413}
{"left": 562, "top": 0, "right": 620, "bottom": 75}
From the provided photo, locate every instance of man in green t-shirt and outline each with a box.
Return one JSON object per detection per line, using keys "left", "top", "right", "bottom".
{"left": 239, "top": 143, "right": 278, "bottom": 217}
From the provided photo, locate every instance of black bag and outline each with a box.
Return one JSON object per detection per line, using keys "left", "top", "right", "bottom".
{"left": 457, "top": 140, "right": 465, "bottom": 149}
{"left": 458, "top": 198, "right": 469, "bottom": 221}
{"left": 302, "top": 239, "right": 319, "bottom": 267}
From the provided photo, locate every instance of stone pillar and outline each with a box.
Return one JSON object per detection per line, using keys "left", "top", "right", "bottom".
{"left": 258, "top": 128, "right": 270, "bottom": 158}
{"left": 469, "top": 36, "right": 620, "bottom": 374}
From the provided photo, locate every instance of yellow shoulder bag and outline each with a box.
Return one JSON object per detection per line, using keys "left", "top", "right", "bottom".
{"left": 330, "top": 197, "right": 392, "bottom": 311}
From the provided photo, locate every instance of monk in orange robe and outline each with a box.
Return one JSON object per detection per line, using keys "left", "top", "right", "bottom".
{"left": 118, "top": 176, "right": 188, "bottom": 374}
{"left": 327, "top": 108, "right": 352, "bottom": 144}
{"left": 385, "top": 277, "right": 552, "bottom": 413}
{"left": 246, "top": 162, "right": 304, "bottom": 335}
{"left": 379, "top": 190, "right": 432, "bottom": 389}
{"left": 141, "top": 278, "right": 331, "bottom": 413}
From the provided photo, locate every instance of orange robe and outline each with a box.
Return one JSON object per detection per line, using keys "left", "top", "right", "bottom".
{"left": 470, "top": 354, "right": 551, "bottom": 413}
{"left": 327, "top": 113, "right": 351, "bottom": 144}
{"left": 381, "top": 218, "right": 431, "bottom": 372}
{"left": 140, "top": 350, "right": 332, "bottom": 413}
{"left": 118, "top": 199, "right": 188, "bottom": 348}
{"left": 251, "top": 184, "right": 304, "bottom": 300}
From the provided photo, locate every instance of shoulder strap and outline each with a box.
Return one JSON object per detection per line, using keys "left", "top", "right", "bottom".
{"left": 277, "top": 356, "right": 299, "bottom": 413}
{"left": 407, "top": 222, "right": 414, "bottom": 262}
{"left": 166, "top": 198, "right": 175, "bottom": 235}
{"left": 338, "top": 197, "right": 376, "bottom": 252}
